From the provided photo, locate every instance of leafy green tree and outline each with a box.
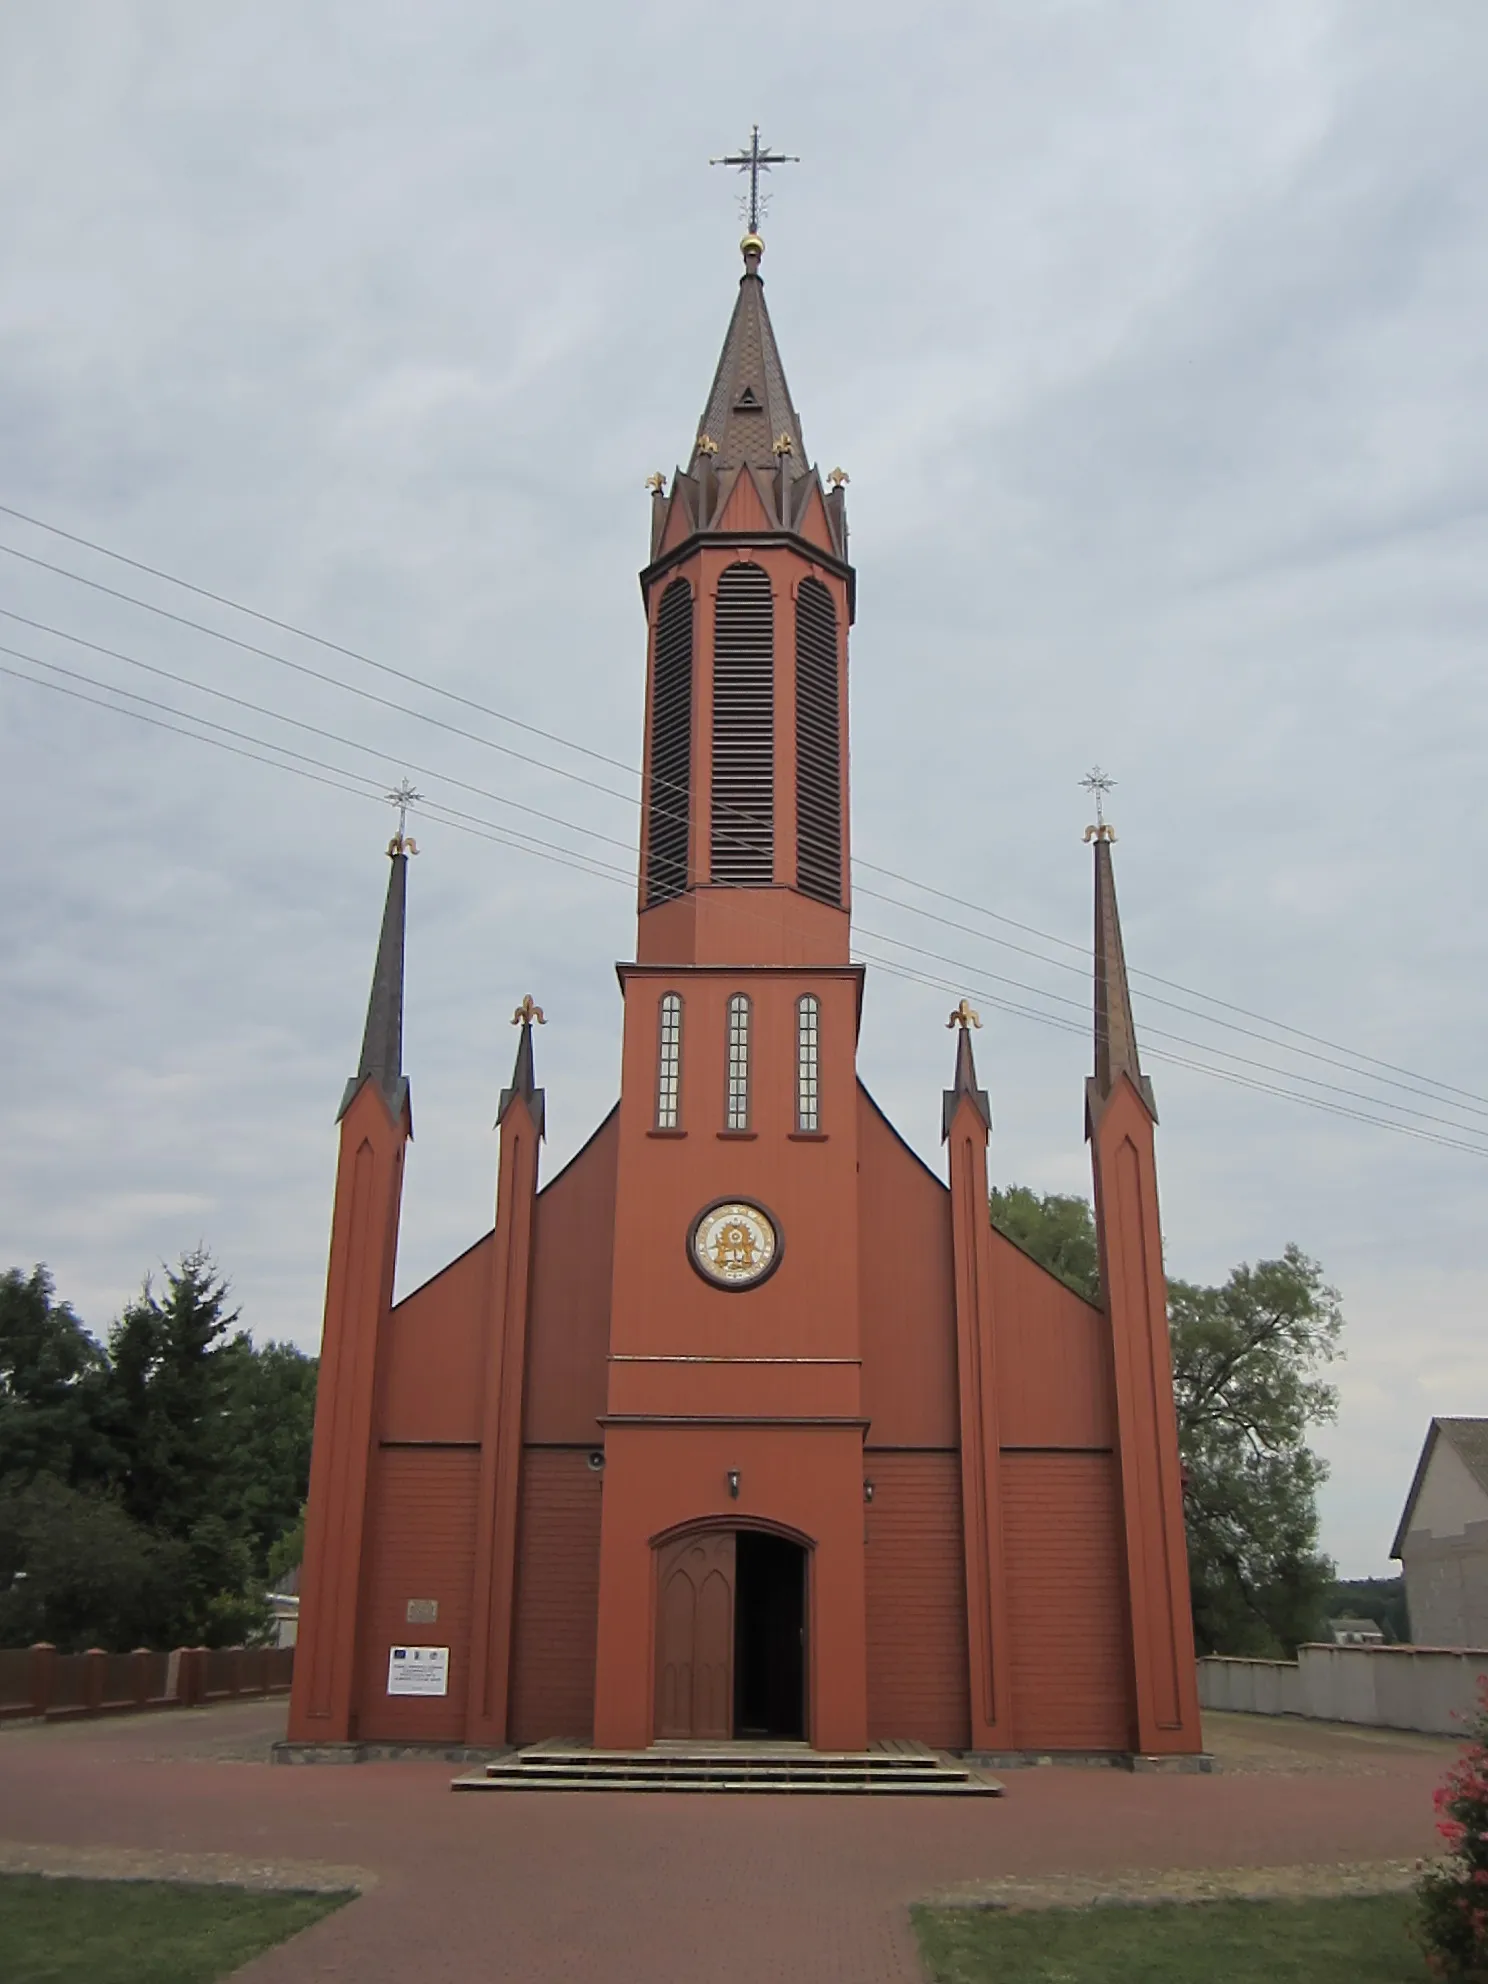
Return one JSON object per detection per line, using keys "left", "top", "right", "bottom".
{"left": 0, "top": 1267, "right": 108, "bottom": 1487}
{"left": 97, "top": 1250, "right": 242, "bottom": 1539}
{"left": 0, "top": 1475, "right": 172, "bottom": 1653}
{"left": 0, "top": 1252, "right": 315, "bottom": 1650}
{"left": 988, "top": 1185, "right": 1100, "bottom": 1303}
{"left": 217, "top": 1340, "right": 317, "bottom": 1577}
{"left": 1169, "top": 1245, "right": 1342, "bottom": 1656}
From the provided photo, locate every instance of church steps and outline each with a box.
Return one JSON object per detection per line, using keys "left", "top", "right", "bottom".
{"left": 451, "top": 1743, "right": 1003, "bottom": 1795}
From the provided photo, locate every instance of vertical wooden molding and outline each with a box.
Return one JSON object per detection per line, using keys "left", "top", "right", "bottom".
{"left": 947, "top": 1109, "right": 1009, "bottom": 1750}
{"left": 465, "top": 1108, "right": 540, "bottom": 1744}
{"left": 287, "top": 1089, "right": 408, "bottom": 1744}
{"left": 1091, "top": 1080, "right": 1202, "bottom": 1756}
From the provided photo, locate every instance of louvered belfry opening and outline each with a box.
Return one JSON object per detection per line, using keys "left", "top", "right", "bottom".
{"left": 794, "top": 576, "right": 842, "bottom": 906}
{"left": 645, "top": 579, "right": 694, "bottom": 905}
{"left": 710, "top": 562, "right": 774, "bottom": 885}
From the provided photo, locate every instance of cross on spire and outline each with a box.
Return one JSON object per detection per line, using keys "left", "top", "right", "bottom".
{"left": 710, "top": 125, "right": 800, "bottom": 236}
{"left": 1080, "top": 765, "right": 1116, "bottom": 834}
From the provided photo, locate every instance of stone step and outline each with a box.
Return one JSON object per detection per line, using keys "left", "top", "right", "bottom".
{"left": 454, "top": 1771, "right": 1000, "bottom": 1795}
{"left": 450, "top": 1745, "right": 1003, "bottom": 1796}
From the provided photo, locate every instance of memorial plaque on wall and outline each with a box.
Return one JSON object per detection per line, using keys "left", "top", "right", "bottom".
{"left": 405, "top": 1598, "right": 439, "bottom": 1624}
{"left": 386, "top": 1645, "right": 449, "bottom": 1696}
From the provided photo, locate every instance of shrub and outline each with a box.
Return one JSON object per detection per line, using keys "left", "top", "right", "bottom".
{"left": 1418, "top": 1676, "right": 1488, "bottom": 1978}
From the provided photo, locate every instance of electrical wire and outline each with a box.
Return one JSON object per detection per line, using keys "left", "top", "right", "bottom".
{"left": 2, "top": 501, "right": 1480, "bottom": 1118}
{"left": 8, "top": 648, "right": 1488, "bottom": 1164}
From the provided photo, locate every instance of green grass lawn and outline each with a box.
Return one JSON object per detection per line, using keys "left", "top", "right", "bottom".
{"left": 0, "top": 1873, "right": 351, "bottom": 1984}
{"left": 913, "top": 1892, "right": 1429, "bottom": 1984}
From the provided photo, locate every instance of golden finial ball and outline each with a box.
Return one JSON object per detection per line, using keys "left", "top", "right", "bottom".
{"left": 740, "top": 231, "right": 765, "bottom": 260}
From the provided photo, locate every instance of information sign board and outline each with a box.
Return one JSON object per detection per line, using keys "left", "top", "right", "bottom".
{"left": 386, "top": 1644, "right": 450, "bottom": 1697}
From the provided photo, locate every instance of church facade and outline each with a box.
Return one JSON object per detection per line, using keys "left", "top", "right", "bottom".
{"left": 287, "top": 232, "right": 1202, "bottom": 1761}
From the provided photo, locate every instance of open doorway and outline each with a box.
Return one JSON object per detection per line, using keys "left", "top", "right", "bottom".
{"left": 733, "top": 1531, "right": 806, "bottom": 1739}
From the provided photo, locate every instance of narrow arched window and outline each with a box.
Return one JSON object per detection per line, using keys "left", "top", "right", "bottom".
{"left": 656, "top": 992, "right": 683, "bottom": 1129}
{"left": 712, "top": 563, "right": 774, "bottom": 884}
{"left": 725, "top": 993, "right": 752, "bottom": 1131}
{"left": 796, "top": 995, "right": 820, "bottom": 1132}
{"left": 795, "top": 576, "right": 842, "bottom": 906}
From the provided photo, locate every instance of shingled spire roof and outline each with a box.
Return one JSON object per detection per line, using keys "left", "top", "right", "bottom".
{"left": 338, "top": 845, "right": 411, "bottom": 1125}
{"left": 644, "top": 236, "right": 852, "bottom": 584}
{"left": 691, "top": 236, "right": 805, "bottom": 480}
{"left": 1087, "top": 829, "right": 1157, "bottom": 1126}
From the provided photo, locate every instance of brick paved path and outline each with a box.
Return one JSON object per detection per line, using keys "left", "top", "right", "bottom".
{"left": 0, "top": 1704, "right": 1451, "bottom": 1982}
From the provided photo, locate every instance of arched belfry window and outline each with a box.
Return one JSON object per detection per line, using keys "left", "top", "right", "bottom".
{"left": 656, "top": 992, "right": 683, "bottom": 1130}
{"left": 725, "top": 993, "right": 752, "bottom": 1131}
{"left": 795, "top": 576, "right": 842, "bottom": 906}
{"left": 796, "top": 995, "right": 820, "bottom": 1132}
{"left": 711, "top": 563, "right": 774, "bottom": 885}
{"left": 646, "top": 579, "right": 693, "bottom": 906}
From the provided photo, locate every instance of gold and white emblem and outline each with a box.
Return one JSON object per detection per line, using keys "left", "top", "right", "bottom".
{"left": 689, "top": 1200, "right": 780, "bottom": 1290}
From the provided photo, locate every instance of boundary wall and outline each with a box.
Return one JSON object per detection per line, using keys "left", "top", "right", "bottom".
{"left": 1199, "top": 1644, "right": 1488, "bottom": 1735}
{"left": 0, "top": 1643, "right": 294, "bottom": 1724}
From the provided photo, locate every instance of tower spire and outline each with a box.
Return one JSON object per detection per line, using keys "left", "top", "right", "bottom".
{"left": 1084, "top": 794, "right": 1156, "bottom": 1123}
{"left": 338, "top": 808, "right": 415, "bottom": 1124}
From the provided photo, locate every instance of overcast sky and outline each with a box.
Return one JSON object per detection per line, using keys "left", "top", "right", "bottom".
{"left": 4, "top": 3, "right": 1486, "bottom": 1577}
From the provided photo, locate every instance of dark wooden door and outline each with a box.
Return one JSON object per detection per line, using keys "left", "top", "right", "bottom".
{"left": 653, "top": 1530, "right": 735, "bottom": 1740}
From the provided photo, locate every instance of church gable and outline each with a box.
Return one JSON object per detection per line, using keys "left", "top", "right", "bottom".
{"left": 524, "top": 1106, "right": 620, "bottom": 1445}
{"left": 856, "top": 1083, "right": 958, "bottom": 1450}
{"left": 658, "top": 489, "right": 695, "bottom": 557}
{"left": 381, "top": 1232, "right": 493, "bottom": 1444}
{"left": 988, "top": 1228, "right": 1114, "bottom": 1450}
{"left": 715, "top": 463, "right": 774, "bottom": 534}
{"left": 793, "top": 478, "right": 835, "bottom": 554}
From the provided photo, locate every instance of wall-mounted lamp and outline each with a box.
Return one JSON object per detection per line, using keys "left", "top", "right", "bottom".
{"left": 727, "top": 1470, "right": 741, "bottom": 1500}
{"left": 863, "top": 1480, "right": 875, "bottom": 1504}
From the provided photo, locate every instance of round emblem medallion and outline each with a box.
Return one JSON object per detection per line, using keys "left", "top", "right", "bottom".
{"left": 688, "top": 1199, "right": 782, "bottom": 1291}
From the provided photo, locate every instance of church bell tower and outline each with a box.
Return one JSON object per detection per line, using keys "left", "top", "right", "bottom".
{"left": 591, "top": 228, "right": 871, "bottom": 1750}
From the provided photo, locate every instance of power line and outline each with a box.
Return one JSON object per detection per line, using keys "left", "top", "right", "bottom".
{"left": 0, "top": 661, "right": 637, "bottom": 890}
{"left": 11, "top": 642, "right": 1488, "bottom": 1158}
{"left": 12, "top": 598, "right": 1483, "bottom": 1145}
{"left": 10, "top": 648, "right": 1488, "bottom": 1165}
{"left": 856, "top": 948, "right": 1488, "bottom": 1160}
{"left": 0, "top": 610, "right": 639, "bottom": 859}
{"left": 2, "top": 501, "right": 1480, "bottom": 1115}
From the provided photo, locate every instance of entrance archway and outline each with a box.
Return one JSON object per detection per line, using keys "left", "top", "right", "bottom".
{"left": 652, "top": 1524, "right": 809, "bottom": 1742}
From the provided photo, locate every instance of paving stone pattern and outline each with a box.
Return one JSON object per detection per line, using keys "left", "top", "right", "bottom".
{"left": 0, "top": 1701, "right": 1453, "bottom": 1982}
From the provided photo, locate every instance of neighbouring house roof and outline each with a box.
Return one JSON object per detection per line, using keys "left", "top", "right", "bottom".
{"left": 1328, "top": 1617, "right": 1383, "bottom": 1639}
{"left": 1391, "top": 1418, "right": 1488, "bottom": 1559}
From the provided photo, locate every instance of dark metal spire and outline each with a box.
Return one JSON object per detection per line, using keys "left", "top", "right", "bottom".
{"left": 338, "top": 840, "right": 412, "bottom": 1124}
{"left": 1087, "top": 819, "right": 1157, "bottom": 1122}
{"left": 497, "top": 995, "right": 546, "bottom": 1138}
{"left": 942, "top": 1000, "right": 992, "bottom": 1140}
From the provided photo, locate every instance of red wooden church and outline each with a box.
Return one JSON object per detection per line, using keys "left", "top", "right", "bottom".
{"left": 287, "top": 228, "right": 1202, "bottom": 1762}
